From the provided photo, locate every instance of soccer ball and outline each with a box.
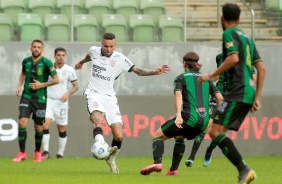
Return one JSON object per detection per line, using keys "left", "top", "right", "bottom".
{"left": 91, "top": 141, "right": 111, "bottom": 160}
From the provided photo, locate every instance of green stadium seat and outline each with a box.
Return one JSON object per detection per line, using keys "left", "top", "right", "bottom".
{"left": 129, "top": 14, "right": 155, "bottom": 42}
{"left": 159, "top": 15, "right": 183, "bottom": 42}
{"left": 102, "top": 14, "right": 128, "bottom": 42}
{"left": 0, "top": 14, "right": 13, "bottom": 41}
{"left": 265, "top": 0, "right": 282, "bottom": 12}
{"left": 57, "top": 0, "right": 82, "bottom": 21}
{"left": 1, "top": 0, "right": 26, "bottom": 26}
{"left": 44, "top": 14, "right": 69, "bottom": 42}
{"left": 85, "top": 0, "right": 111, "bottom": 26}
{"left": 18, "top": 13, "right": 43, "bottom": 41}
{"left": 139, "top": 0, "right": 165, "bottom": 26}
{"left": 113, "top": 0, "right": 139, "bottom": 24}
{"left": 28, "top": 0, "right": 54, "bottom": 21}
{"left": 74, "top": 14, "right": 99, "bottom": 42}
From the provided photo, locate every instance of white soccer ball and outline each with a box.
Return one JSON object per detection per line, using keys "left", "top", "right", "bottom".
{"left": 91, "top": 141, "right": 111, "bottom": 160}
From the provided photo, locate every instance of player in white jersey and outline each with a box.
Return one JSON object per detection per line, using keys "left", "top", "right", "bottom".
{"left": 75, "top": 33, "right": 170, "bottom": 173}
{"left": 41, "top": 47, "right": 79, "bottom": 160}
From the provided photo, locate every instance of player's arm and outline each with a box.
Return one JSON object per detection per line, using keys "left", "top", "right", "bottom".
{"left": 61, "top": 80, "right": 79, "bottom": 102}
{"left": 214, "top": 92, "right": 223, "bottom": 107}
{"left": 174, "top": 90, "right": 183, "bottom": 128}
{"left": 16, "top": 72, "right": 25, "bottom": 97}
{"left": 251, "top": 61, "right": 265, "bottom": 113}
{"left": 131, "top": 65, "right": 169, "bottom": 76}
{"left": 75, "top": 54, "right": 91, "bottom": 70}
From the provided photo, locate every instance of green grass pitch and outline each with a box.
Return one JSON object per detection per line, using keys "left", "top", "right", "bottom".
{"left": 1, "top": 156, "right": 281, "bottom": 184}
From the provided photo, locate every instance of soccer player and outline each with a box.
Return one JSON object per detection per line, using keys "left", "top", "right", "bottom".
{"left": 74, "top": 32, "right": 169, "bottom": 173}
{"left": 140, "top": 51, "right": 223, "bottom": 176}
{"left": 13, "top": 40, "right": 59, "bottom": 162}
{"left": 198, "top": 3, "right": 265, "bottom": 184}
{"left": 41, "top": 47, "right": 79, "bottom": 160}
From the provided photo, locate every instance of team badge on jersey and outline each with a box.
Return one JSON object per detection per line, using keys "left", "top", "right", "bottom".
{"left": 225, "top": 41, "right": 234, "bottom": 48}
{"left": 37, "top": 68, "right": 43, "bottom": 75}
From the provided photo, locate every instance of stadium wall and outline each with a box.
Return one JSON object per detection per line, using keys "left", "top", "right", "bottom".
{"left": 0, "top": 42, "right": 281, "bottom": 157}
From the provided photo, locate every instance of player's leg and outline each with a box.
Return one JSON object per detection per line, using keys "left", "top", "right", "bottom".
{"left": 56, "top": 125, "right": 67, "bottom": 159}
{"left": 13, "top": 98, "right": 31, "bottom": 162}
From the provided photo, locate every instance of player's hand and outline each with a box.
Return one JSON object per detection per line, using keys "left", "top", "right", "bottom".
{"left": 29, "top": 79, "right": 42, "bottom": 90}
{"left": 174, "top": 116, "right": 183, "bottom": 129}
{"left": 16, "top": 87, "right": 22, "bottom": 97}
{"left": 155, "top": 64, "right": 170, "bottom": 75}
{"left": 75, "top": 62, "right": 83, "bottom": 70}
{"left": 198, "top": 74, "right": 210, "bottom": 83}
{"left": 250, "top": 99, "right": 261, "bottom": 114}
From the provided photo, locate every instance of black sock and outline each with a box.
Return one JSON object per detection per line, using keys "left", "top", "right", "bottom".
{"left": 188, "top": 132, "right": 205, "bottom": 160}
{"left": 205, "top": 143, "right": 216, "bottom": 156}
{"left": 152, "top": 138, "right": 164, "bottom": 164}
{"left": 93, "top": 127, "right": 103, "bottom": 139}
{"left": 212, "top": 133, "right": 247, "bottom": 172}
{"left": 59, "top": 131, "right": 67, "bottom": 138}
{"left": 43, "top": 129, "right": 49, "bottom": 134}
{"left": 170, "top": 139, "right": 185, "bottom": 171}
{"left": 35, "top": 131, "right": 43, "bottom": 152}
{"left": 112, "top": 138, "right": 122, "bottom": 149}
{"left": 18, "top": 127, "right": 27, "bottom": 152}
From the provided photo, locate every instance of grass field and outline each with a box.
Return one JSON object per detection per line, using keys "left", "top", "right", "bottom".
{"left": 1, "top": 156, "right": 281, "bottom": 184}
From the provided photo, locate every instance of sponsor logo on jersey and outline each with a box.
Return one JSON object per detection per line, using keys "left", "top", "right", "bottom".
{"left": 50, "top": 66, "right": 55, "bottom": 71}
{"left": 184, "top": 73, "right": 200, "bottom": 76}
{"left": 93, "top": 64, "right": 106, "bottom": 71}
{"left": 225, "top": 41, "right": 234, "bottom": 48}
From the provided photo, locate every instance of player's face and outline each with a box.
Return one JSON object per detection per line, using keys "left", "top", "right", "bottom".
{"left": 30, "top": 42, "right": 43, "bottom": 58}
{"left": 55, "top": 51, "right": 66, "bottom": 65}
{"left": 101, "top": 38, "right": 116, "bottom": 57}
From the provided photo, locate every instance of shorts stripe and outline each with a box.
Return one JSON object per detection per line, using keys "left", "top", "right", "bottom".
{"left": 223, "top": 101, "right": 236, "bottom": 127}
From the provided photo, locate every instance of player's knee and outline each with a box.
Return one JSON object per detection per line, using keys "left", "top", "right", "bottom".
{"left": 114, "top": 135, "right": 123, "bottom": 142}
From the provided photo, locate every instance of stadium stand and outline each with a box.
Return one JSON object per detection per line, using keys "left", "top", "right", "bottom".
{"left": 1, "top": 0, "right": 26, "bottom": 26}
{"left": 265, "top": 0, "right": 282, "bottom": 12}
{"left": 0, "top": 13, "right": 13, "bottom": 41}
{"left": 129, "top": 14, "right": 155, "bottom": 42}
{"left": 18, "top": 13, "right": 43, "bottom": 41}
{"left": 112, "top": 0, "right": 139, "bottom": 24}
{"left": 44, "top": 14, "right": 69, "bottom": 42}
{"left": 85, "top": 0, "right": 111, "bottom": 26}
{"left": 28, "top": 0, "right": 54, "bottom": 21}
{"left": 140, "top": 0, "right": 166, "bottom": 26}
{"left": 57, "top": 0, "right": 82, "bottom": 21}
{"left": 102, "top": 14, "right": 128, "bottom": 42}
{"left": 158, "top": 15, "right": 183, "bottom": 42}
{"left": 74, "top": 14, "right": 99, "bottom": 42}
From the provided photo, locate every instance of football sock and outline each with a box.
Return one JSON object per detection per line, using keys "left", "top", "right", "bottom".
{"left": 18, "top": 127, "right": 27, "bottom": 152}
{"left": 152, "top": 137, "right": 164, "bottom": 164}
{"left": 42, "top": 129, "right": 50, "bottom": 152}
{"left": 212, "top": 133, "right": 247, "bottom": 172}
{"left": 189, "top": 132, "right": 205, "bottom": 159}
{"left": 205, "top": 143, "right": 216, "bottom": 155}
{"left": 170, "top": 138, "right": 185, "bottom": 171}
{"left": 112, "top": 138, "right": 122, "bottom": 149}
{"left": 93, "top": 127, "right": 105, "bottom": 143}
{"left": 58, "top": 131, "right": 67, "bottom": 156}
{"left": 35, "top": 131, "right": 43, "bottom": 152}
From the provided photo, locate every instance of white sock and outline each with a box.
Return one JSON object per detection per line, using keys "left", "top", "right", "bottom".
{"left": 42, "top": 134, "right": 50, "bottom": 152}
{"left": 94, "top": 134, "right": 105, "bottom": 143}
{"left": 58, "top": 136, "right": 67, "bottom": 156}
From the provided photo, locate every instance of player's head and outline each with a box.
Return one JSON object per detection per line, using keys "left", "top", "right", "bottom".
{"left": 221, "top": 3, "right": 241, "bottom": 30}
{"left": 30, "top": 39, "right": 43, "bottom": 58}
{"left": 183, "top": 51, "right": 202, "bottom": 71}
{"left": 101, "top": 32, "right": 116, "bottom": 57}
{"left": 54, "top": 47, "right": 66, "bottom": 65}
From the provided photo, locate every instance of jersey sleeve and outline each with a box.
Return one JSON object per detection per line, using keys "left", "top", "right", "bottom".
{"left": 252, "top": 44, "right": 262, "bottom": 64}
{"left": 89, "top": 46, "right": 97, "bottom": 58}
{"left": 209, "top": 80, "right": 219, "bottom": 97}
{"left": 173, "top": 75, "right": 183, "bottom": 93}
{"left": 223, "top": 29, "right": 238, "bottom": 55}
{"left": 122, "top": 55, "right": 134, "bottom": 72}
{"left": 45, "top": 59, "right": 57, "bottom": 76}
{"left": 22, "top": 59, "right": 26, "bottom": 74}
{"left": 69, "top": 67, "right": 78, "bottom": 82}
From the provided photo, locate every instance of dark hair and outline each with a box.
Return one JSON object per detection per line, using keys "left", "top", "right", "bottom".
{"left": 222, "top": 3, "right": 241, "bottom": 21}
{"left": 103, "top": 32, "right": 116, "bottom": 40}
{"left": 183, "top": 52, "right": 202, "bottom": 71}
{"left": 54, "top": 47, "right": 66, "bottom": 55}
{"left": 216, "top": 53, "right": 222, "bottom": 66}
{"left": 31, "top": 39, "right": 43, "bottom": 46}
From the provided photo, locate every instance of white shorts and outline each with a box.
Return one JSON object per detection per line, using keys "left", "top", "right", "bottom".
{"left": 85, "top": 93, "right": 122, "bottom": 126}
{"left": 46, "top": 98, "right": 69, "bottom": 126}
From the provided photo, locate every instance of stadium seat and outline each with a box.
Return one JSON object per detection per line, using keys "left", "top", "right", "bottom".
{"left": 85, "top": 0, "right": 111, "bottom": 26}
{"left": 57, "top": 0, "right": 82, "bottom": 21}
{"left": 129, "top": 14, "right": 155, "bottom": 42}
{"left": 265, "top": 0, "right": 282, "bottom": 12}
{"left": 1, "top": 0, "right": 26, "bottom": 26}
{"left": 102, "top": 14, "right": 128, "bottom": 42}
{"left": 18, "top": 13, "right": 43, "bottom": 41}
{"left": 74, "top": 14, "right": 99, "bottom": 42}
{"left": 0, "top": 14, "right": 13, "bottom": 41}
{"left": 159, "top": 15, "right": 183, "bottom": 42}
{"left": 44, "top": 14, "right": 69, "bottom": 42}
{"left": 139, "top": 0, "right": 165, "bottom": 26}
{"left": 113, "top": 0, "right": 139, "bottom": 24}
{"left": 28, "top": 0, "right": 54, "bottom": 21}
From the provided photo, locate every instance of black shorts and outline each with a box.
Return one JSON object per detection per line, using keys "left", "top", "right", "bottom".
{"left": 19, "top": 97, "right": 46, "bottom": 125}
{"left": 161, "top": 117, "right": 203, "bottom": 140}
{"left": 213, "top": 101, "right": 252, "bottom": 131}
{"left": 209, "top": 101, "right": 217, "bottom": 119}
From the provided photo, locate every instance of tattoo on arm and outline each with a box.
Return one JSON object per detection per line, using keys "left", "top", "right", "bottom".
{"left": 134, "top": 68, "right": 156, "bottom": 76}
